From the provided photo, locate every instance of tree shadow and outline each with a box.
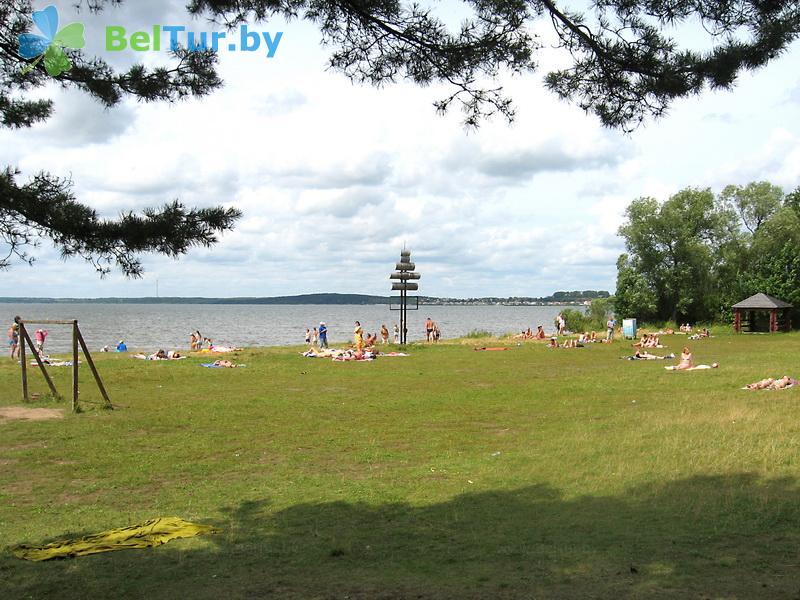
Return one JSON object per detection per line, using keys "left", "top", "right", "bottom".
{"left": 4, "top": 473, "right": 800, "bottom": 599}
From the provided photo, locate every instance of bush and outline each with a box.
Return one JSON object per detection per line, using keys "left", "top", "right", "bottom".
{"left": 464, "top": 329, "right": 493, "bottom": 338}
{"left": 561, "top": 309, "right": 588, "bottom": 333}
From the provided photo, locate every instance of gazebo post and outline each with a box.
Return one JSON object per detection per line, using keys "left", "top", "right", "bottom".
{"left": 769, "top": 310, "right": 777, "bottom": 332}
{"left": 734, "top": 309, "right": 741, "bottom": 333}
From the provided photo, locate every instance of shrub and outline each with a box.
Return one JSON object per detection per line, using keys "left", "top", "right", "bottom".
{"left": 464, "top": 329, "right": 493, "bottom": 338}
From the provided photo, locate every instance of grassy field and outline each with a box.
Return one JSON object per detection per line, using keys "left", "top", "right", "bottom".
{"left": 2, "top": 330, "right": 800, "bottom": 599}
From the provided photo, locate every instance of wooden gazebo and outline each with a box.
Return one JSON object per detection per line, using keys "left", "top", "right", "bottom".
{"left": 732, "top": 293, "right": 793, "bottom": 332}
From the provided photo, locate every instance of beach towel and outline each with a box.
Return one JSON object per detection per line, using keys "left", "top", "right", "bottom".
{"left": 11, "top": 517, "right": 219, "bottom": 562}
{"left": 197, "top": 346, "right": 241, "bottom": 354}
{"left": 201, "top": 363, "right": 245, "bottom": 368}
{"left": 380, "top": 352, "right": 409, "bottom": 357}
{"left": 474, "top": 347, "right": 509, "bottom": 351}
{"left": 29, "top": 360, "right": 77, "bottom": 367}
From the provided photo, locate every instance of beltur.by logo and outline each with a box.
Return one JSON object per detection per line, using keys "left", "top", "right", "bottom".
{"left": 106, "top": 24, "right": 283, "bottom": 58}
{"left": 18, "top": 5, "right": 85, "bottom": 76}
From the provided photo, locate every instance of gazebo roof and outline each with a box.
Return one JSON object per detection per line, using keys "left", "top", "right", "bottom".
{"left": 732, "top": 293, "right": 793, "bottom": 310}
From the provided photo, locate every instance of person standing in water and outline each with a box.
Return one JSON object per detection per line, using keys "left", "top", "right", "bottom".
{"left": 425, "top": 317, "right": 434, "bottom": 341}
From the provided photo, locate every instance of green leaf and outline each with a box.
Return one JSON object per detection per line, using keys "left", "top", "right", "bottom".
{"left": 44, "top": 45, "right": 72, "bottom": 77}
{"left": 54, "top": 23, "right": 85, "bottom": 49}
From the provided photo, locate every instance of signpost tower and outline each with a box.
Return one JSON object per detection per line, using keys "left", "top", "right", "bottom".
{"left": 389, "top": 249, "right": 420, "bottom": 344}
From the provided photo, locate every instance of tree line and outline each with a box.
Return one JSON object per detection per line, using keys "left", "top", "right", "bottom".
{"left": 615, "top": 182, "right": 800, "bottom": 325}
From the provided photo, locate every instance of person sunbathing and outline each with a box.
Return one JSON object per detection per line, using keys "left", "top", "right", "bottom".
{"left": 746, "top": 377, "right": 776, "bottom": 390}
{"left": 590, "top": 331, "right": 597, "bottom": 342}
{"left": 535, "top": 326, "right": 546, "bottom": 340}
{"left": 666, "top": 347, "right": 693, "bottom": 370}
{"left": 548, "top": 337, "right": 558, "bottom": 348}
{"left": 689, "top": 328, "right": 711, "bottom": 340}
{"left": 746, "top": 376, "right": 799, "bottom": 389}
{"left": 631, "top": 350, "right": 675, "bottom": 360}
{"left": 665, "top": 347, "right": 718, "bottom": 370}
{"left": 561, "top": 339, "right": 583, "bottom": 348}
{"left": 212, "top": 359, "right": 237, "bottom": 368}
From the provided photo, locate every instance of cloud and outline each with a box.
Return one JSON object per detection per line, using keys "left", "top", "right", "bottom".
{"left": 6, "top": 3, "right": 800, "bottom": 299}
{"left": 23, "top": 90, "right": 136, "bottom": 147}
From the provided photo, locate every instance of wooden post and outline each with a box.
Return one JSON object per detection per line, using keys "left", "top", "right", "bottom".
{"left": 72, "top": 320, "right": 79, "bottom": 412}
{"left": 19, "top": 324, "right": 60, "bottom": 399}
{"left": 19, "top": 322, "right": 28, "bottom": 402}
{"left": 733, "top": 309, "right": 741, "bottom": 333}
{"left": 76, "top": 328, "right": 112, "bottom": 409}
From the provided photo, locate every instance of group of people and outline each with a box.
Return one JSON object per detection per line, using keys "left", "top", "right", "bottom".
{"left": 745, "top": 376, "right": 798, "bottom": 390}
{"left": 7, "top": 317, "right": 49, "bottom": 360}
{"left": 135, "top": 349, "right": 184, "bottom": 360}
{"left": 352, "top": 321, "right": 399, "bottom": 349}
{"left": 424, "top": 318, "right": 441, "bottom": 342}
{"left": 514, "top": 326, "right": 548, "bottom": 340}
{"left": 303, "top": 323, "right": 330, "bottom": 348}
{"left": 634, "top": 333, "right": 663, "bottom": 348}
{"left": 688, "top": 328, "right": 712, "bottom": 340}
{"left": 190, "top": 331, "right": 215, "bottom": 351}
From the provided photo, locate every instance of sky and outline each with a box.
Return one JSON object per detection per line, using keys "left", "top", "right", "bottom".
{"left": 3, "top": 0, "right": 800, "bottom": 298}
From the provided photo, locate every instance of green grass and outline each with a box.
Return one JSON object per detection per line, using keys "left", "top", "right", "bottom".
{"left": 2, "top": 332, "right": 800, "bottom": 598}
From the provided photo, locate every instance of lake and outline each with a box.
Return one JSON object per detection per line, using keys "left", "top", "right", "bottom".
{"left": 1, "top": 303, "right": 585, "bottom": 353}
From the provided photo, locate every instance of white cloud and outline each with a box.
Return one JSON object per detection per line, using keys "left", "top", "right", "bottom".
{"left": 5, "top": 3, "right": 800, "bottom": 298}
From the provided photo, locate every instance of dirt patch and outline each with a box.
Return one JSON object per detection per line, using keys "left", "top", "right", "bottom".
{"left": 0, "top": 406, "right": 64, "bottom": 422}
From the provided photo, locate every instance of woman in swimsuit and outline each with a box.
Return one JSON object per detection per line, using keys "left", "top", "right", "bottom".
{"left": 354, "top": 321, "right": 364, "bottom": 350}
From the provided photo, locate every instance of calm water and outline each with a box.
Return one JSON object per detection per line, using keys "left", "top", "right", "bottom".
{"left": 2, "top": 303, "right": 584, "bottom": 353}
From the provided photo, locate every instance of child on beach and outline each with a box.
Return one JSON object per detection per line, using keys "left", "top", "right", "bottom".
{"left": 34, "top": 329, "right": 48, "bottom": 355}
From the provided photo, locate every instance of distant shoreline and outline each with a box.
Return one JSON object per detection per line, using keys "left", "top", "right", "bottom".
{"left": 0, "top": 292, "right": 604, "bottom": 307}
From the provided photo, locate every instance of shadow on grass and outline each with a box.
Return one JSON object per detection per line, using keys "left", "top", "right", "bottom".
{"left": 4, "top": 474, "right": 800, "bottom": 599}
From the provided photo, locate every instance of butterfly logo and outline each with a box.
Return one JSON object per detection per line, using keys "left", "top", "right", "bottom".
{"left": 18, "top": 5, "right": 85, "bottom": 76}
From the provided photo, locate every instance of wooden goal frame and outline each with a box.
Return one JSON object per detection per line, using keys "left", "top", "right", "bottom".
{"left": 17, "top": 318, "right": 112, "bottom": 413}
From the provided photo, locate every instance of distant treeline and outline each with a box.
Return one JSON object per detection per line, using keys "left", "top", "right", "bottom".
{"left": 0, "top": 293, "right": 390, "bottom": 305}
{"left": 0, "top": 290, "right": 611, "bottom": 305}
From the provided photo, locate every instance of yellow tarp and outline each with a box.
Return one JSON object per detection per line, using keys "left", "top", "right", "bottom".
{"left": 11, "top": 517, "right": 220, "bottom": 561}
